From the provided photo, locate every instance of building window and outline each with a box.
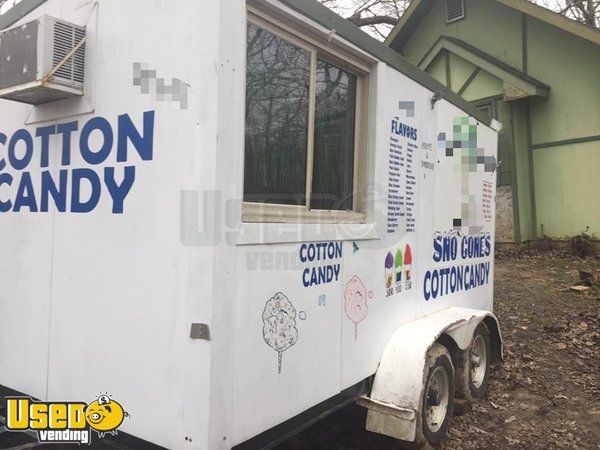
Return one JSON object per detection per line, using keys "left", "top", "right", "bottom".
{"left": 243, "top": 12, "right": 368, "bottom": 223}
{"left": 474, "top": 101, "right": 495, "bottom": 122}
{"left": 446, "top": 0, "right": 466, "bottom": 23}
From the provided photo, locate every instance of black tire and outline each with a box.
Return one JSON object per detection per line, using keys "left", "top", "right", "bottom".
{"left": 414, "top": 343, "right": 455, "bottom": 449}
{"left": 456, "top": 322, "right": 491, "bottom": 401}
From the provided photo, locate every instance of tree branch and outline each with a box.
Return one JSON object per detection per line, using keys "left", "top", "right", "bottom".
{"left": 346, "top": 14, "right": 399, "bottom": 26}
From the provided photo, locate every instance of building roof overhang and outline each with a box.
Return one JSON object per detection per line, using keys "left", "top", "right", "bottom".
{"left": 385, "top": 0, "right": 600, "bottom": 50}
{"left": 420, "top": 36, "right": 551, "bottom": 100}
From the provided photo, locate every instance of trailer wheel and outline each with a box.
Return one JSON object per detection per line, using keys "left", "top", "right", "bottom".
{"left": 415, "top": 343, "right": 455, "bottom": 449}
{"left": 456, "top": 322, "right": 491, "bottom": 401}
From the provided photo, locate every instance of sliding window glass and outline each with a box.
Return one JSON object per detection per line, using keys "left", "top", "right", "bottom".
{"left": 244, "top": 16, "right": 367, "bottom": 221}
{"left": 311, "top": 60, "right": 357, "bottom": 210}
{"left": 245, "top": 23, "right": 310, "bottom": 206}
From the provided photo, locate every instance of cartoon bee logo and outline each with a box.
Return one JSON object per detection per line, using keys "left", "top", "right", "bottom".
{"left": 85, "top": 393, "right": 129, "bottom": 437}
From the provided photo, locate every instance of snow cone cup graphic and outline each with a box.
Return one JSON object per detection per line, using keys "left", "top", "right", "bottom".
{"left": 262, "top": 292, "right": 298, "bottom": 374}
{"left": 394, "top": 248, "right": 403, "bottom": 284}
{"left": 385, "top": 252, "right": 394, "bottom": 289}
{"left": 404, "top": 244, "right": 413, "bottom": 281}
{"left": 344, "top": 276, "right": 369, "bottom": 341}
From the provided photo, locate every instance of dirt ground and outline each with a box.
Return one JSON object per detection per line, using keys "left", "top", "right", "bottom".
{"left": 278, "top": 253, "right": 600, "bottom": 449}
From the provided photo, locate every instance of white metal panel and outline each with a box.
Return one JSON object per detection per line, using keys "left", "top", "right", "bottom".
{"left": 0, "top": 0, "right": 219, "bottom": 448}
{"left": 231, "top": 242, "right": 344, "bottom": 444}
{"left": 340, "top": 64, "right": 437, "bottom": 388}
{"left": 207, "top": 0, "right": 249, "bottom": 448}
{"left": 0, "top": 212, "right": 53, "bottom": 397}
{"left": 44, "top": 0, "right": 220, "bottom": 446}
{"left": 0, "top": 0, "right": 500, "bottom": 448}
{"left": 415, "top": 99, "right": 497, "bottom": 320}
{"left": 0, "top": 85, "right": 53, "bottom": 401}
{"left": 226, "top": 2, "right": 500, "bottom": 445}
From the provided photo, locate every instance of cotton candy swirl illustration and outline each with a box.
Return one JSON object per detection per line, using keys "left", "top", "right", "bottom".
{"left": 262, "top": 292, "right": 299, "bottom": 374}
{"left": 344, "top": 276, "right": 371, "bottom": 341}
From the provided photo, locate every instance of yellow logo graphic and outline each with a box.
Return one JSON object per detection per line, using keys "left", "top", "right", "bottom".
{"left": 85, "top": 394, "right": 127, "bottom": 436}
{"left": 5, "top": 392, "right": 129, "bottom": 444}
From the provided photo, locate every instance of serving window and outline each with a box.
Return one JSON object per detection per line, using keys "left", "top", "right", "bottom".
{"left": 243, "top": 10, "right": 370, "bottom": 223}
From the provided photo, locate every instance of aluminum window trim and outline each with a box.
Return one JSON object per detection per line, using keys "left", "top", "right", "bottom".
{"left": 244, "top": 8, "right": 371, "bottom": 224}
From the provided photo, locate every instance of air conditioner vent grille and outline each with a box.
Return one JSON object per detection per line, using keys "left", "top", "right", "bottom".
{"left": 52, "top": 21, "right": 85, "bottom": 84}
{"left": 446, "top": 0, "right": 465, "bottom": 23}
{"left": 0, "top": 15, "right": 86, "bottom": 105}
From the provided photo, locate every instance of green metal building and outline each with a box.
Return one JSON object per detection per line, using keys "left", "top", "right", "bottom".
{"left": 386, "top": 0, "right": 600, "bottom": 242}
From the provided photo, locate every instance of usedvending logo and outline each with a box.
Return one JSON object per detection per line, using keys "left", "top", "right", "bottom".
{"left": 4, "top": 392, "right": 129, "bottom": 444}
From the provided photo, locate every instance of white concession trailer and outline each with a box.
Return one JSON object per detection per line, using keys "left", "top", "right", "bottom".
{"left": 0, "top": 0, "right": 502, "bottom": 448}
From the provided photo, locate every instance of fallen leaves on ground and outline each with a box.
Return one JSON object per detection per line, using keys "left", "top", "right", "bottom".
{"left": 280, "top": 254, "right": 600, "bottom": 450}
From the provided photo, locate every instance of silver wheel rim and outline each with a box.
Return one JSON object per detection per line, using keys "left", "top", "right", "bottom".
{"left": 425, "top": 365, "right": 450, "bottom": 433}
{"left": 470, "top": 334, "right": 487, "bottom": 388}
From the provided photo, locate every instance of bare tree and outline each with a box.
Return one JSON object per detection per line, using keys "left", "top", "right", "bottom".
{"left": 319, "top": 0, "right": 411, "bottom": 39}
{"left": 319, "top": 0, "right": 599, "bottom": 39}
{"left": 534, "top": 0, "right": 599, "bottom": 28}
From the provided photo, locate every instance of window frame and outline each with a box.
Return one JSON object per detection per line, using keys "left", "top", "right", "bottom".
{"left": 473, "top": 100, "right": 496, "bottom": 122}
{"left": 243, "top": 8, "right": 370, "bottom": 224}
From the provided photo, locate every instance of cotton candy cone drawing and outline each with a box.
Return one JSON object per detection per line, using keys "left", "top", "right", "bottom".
{"left": 262, "top": 292, "right": 298, "bottom": 374}
{"left": 344, "top": 276, "right": 371, "bottom": 341}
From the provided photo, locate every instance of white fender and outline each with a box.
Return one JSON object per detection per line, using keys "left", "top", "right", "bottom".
{"left": 359, "top": 306, "right": 502, "bottom": 442}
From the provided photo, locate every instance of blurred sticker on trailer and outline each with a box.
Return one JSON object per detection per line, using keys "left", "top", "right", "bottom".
{"left": 4, "top": 392, "right": 129, "bottom": 444}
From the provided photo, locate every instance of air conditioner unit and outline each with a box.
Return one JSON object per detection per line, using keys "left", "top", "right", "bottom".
{"left": 0, "top": 15, "right": 86, "bottom": 105}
